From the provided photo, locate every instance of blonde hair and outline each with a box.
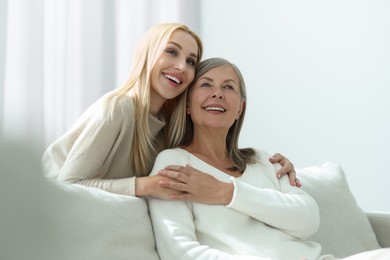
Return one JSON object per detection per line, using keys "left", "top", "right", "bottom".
{"left": 105, "top": 23, "right": 203, "bottom": 176}
{"left": 180, "top": 58, "right": 257, "bottom": 172}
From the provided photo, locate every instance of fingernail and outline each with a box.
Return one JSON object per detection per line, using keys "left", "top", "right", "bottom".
{"left": 277, "top": 174, "right": 281, "bottom": 179}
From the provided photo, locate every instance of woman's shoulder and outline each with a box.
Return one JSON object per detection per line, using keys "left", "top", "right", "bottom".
{"left": 254, "top": 148, "right": 271, "bottom": 162}
{"left": 151, "top": 148, "right": 189, "bottom": 175}
{"left": 156, "top": 148, "right": 189, "bottom": 164}
{"left": 104, "top": 92, "right": 135, "bottom": 112}
{"left": 157, "top": 147, "right": 188, "bottom": 157}
{"left": 250, "top": 148, "right": 281, "bottom": 176}
{"left": 94, "top": 92, "right": 135, "bottom": 122}
{"left": 244, "top": 148, "right": 277, "bottom": 172}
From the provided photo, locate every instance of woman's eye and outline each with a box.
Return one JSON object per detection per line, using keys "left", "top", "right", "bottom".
{"left": 166, "top": 49, "right": 177, "bottom": 56}
{"left": 224, "top": 85, "right": 234, "bottom": 90}
{"left": 201, "top": 82, "right": 211, "bottom": 87}
{"left": 186, "top": 58, "right": 196, "bottom": 66}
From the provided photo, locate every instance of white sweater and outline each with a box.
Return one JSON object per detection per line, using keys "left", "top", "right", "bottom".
{"left": 148, "top": 148, "right": 323, "bottom": 260}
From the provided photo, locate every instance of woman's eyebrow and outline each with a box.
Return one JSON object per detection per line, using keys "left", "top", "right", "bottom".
{"left": 224, "top": 79, "right": 238, "bottom": 84}
{"left": 199, "top": 77, "right": 237, "bottom": 84}
{"left": 199, "top": 76, "right": 213, "bottom": 82}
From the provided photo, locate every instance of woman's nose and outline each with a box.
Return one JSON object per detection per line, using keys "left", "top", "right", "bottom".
{"left": 174, "top": 59, "right": 186, "bottom": 71}
{"left": 211, "top": 93, "right": 223, "bottom": 99}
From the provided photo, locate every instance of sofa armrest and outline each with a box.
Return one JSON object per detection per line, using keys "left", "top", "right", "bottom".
{"left": 367, "top": 212, "right": 390, "bottom": 248}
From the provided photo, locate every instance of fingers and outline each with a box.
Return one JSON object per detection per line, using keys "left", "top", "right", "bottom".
{"left": 163, "top": 165, "right": 185, "bottom": 171}
{"left": 158, "top": 168, "right": 190, "bottom": 182}
{"left": 286, "top": 169, "right": 297, "bottom": 181}
{"left": 159, "top": 178, "right": 187, "bottom": 192}
{"left": 278, "top": 167, "right": 298, "bottom": 187}
{"left": 275, "top": 162, "right": 293, "bottom": 179}
{"left": 164, "top": 164, "right": 192, "bottom": 171}
{"left": 158, "top": 169, "right": 181, "bottom": 179}
{"left": 270, "top": 153, "right": 292, "bottom": 174}
{"left": 295, "top": 178, "right": 302, "bottom": 188}
{"left": 276, "top": 169, "right": 301, "bottom": 188}
{"left": 159, "top": 164, "right": 200, "bottom": 181}
{"left": 169, "top": 193, "right": 191, "bottom": 201}
{"left": 288, "top": 172, "right": 297, "bottom": 186}
{"left": 269, "top": 153, "right": 283, "bottom": 163}
{"left": 271, "top": 153, "right": 301, "bottom": 188}
{"left": 283, "top": 170, "right": 301, "bottom": 188}
{"left": 288, "top": 176, "right": 301, "bottom": 188}
{"left": 163, "top": 164, "right": 193, "bottom": 176}
{"left": 158, "top": 166, "right": 194, "bottom": 192}
{"left": 158, "top": 164, "right": 199, "bottom": 193}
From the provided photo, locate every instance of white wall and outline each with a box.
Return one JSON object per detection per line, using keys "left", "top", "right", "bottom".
{"left": 200, "top": 0, "right": 390, "bottom": 212}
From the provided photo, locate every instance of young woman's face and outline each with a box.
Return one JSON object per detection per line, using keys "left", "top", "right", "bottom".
{"left": 150, "top": 29, "right": 199, "bottom": 107}
{"left": 187, "top": 65, "right": 244, "bottom": 131}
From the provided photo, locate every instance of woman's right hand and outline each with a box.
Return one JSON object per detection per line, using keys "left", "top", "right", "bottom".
{"left": 135, "top": 175, "right": 183, "bottom": 200}
{"left": 157, "top": 165, "right": 234, "bottom": 205}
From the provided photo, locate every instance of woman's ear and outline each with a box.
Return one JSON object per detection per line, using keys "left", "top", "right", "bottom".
{"left": 236, "top": 100, "right": 245, "bottom": 120}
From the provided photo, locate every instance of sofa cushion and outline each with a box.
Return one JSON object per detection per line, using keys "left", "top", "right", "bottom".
{"left": 1, "top": 142, "right": 62, "bottom": 260}
{"left": 49, "top": 181, "right": 160, "bottom": 260}
{"left": 297, "top": 162, "right": 381, "bottom": 258}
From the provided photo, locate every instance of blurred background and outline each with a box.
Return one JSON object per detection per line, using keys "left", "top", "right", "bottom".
{"left": 1, "top": 0, "right": 389, "bottom": 212}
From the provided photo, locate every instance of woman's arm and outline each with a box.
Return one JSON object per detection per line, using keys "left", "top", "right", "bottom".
{"left": 148, "top": 197, "right": 266, "bottom": 260}
{"left": 156, "top": 153, "right": 299, "bottom": 204}
{"left": 227, "top": 174, "right": 319, "bottom": 239}
{"left": 55, "top": 104, "right": 136, "bottom": 195}
{"left": 135, "top": 174, "right": 186, "bottom": 199}
{"left": 148, "top": 150, "right": 269, "bottom": 260}
{"left": 51, "top": 96, "right": 142, "bottom": 196}
{"left": 157, "top": 164, "right": 234, "bottom": 204}
{"left": 226, "top": 150, "right": 319, "bottom": 239}
{"left": 226, "top": 149, "right": 319, "bottom": 239}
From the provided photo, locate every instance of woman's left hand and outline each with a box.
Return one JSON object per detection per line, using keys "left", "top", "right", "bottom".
{"left": 269, "top": 153, "right": 301, "bottom": 188}
{"left": 157, "top": 164, "right": 234, "bottom": 205}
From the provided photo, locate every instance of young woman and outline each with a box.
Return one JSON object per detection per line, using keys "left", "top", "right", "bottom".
{"left": 147, "top": 58, "right": 390, "bottom": 259}
{"left": 42, "top": 23, "right": 298, "bottom": 203}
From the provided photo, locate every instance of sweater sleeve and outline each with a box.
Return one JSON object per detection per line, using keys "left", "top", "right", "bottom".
{"left": 227, "top": 177, "right": 319, "bottom": 239}
{"left": 56, "top": 98, "right": 138, "bottom": 196}
{"left": 148, "top": 199, "right": 269, "bottom": 260}
{"left": 58, "top": 153, "right": 136, "bottom": 196}
{"left": 226, "top": 151, "right": 319, "bottom": 239}
{"left": 148, "top": 150, "right": 268, "bottom": 260}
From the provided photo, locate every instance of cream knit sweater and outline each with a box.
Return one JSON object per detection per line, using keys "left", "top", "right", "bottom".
{"left": 42, "top": 93, "right": 165, "bottom": 196}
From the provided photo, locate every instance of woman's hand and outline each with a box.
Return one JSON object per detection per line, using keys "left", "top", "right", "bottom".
{"left": 157, "top": 165, "right": 234, "bottom": 205}
{"left": 269, "top": 153, "right": 301, "bottom": 188}
{"left": 135, "top": 175, "right": 183, "bottom": 200}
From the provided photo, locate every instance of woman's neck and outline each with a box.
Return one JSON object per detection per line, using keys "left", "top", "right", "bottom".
{"left": 187, "top": 127, "right": 226, "bottom": 154}
{"left": 183, "top": 129, "right": 241, "bottom": 177}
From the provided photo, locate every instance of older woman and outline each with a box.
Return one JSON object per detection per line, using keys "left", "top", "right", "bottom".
{"left": 147, "top": 58, "right": 390, "bottom": 260}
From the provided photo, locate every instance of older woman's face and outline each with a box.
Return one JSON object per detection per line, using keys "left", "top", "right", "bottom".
{"left": 187, "top": 65, "right": 244, "bottom": 131}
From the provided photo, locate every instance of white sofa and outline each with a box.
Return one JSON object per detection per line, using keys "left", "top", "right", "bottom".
{"left": 1, "top": 142, "right": 389, "bottom": 260}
